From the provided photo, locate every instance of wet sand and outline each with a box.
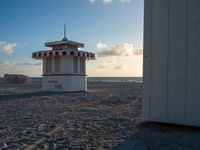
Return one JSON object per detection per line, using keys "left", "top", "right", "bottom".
{"left": 0, "top": 82, "right": 200, "bottom": 149}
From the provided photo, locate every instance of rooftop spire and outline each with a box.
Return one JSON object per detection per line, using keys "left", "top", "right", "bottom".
{"left": 62, "top": 23, "right": 68, "bottom": 41}
{"left": 64, "top": 24, "right": 66, "bottom": 38}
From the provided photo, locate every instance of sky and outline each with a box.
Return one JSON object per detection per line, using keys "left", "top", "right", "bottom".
{"left": 0, "top": 0, "right": 144, "bottom": 77}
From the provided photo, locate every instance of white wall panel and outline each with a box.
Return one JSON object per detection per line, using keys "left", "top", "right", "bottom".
{"left": 150, "top": 0, "right": 169, "bottom": 118}
{"left": 143, "top": 0, "right": 200, "bottom": 126}
{"left": 143, "top": 0, "right": 152, "bottom": 119}
{"left": 186, "top": 0, "right": 200, "bottom": 125}
{"left": 167, "top": 0, "right": 187, "bottom": 121}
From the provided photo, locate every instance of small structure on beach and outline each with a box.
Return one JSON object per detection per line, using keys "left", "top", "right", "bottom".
{"left": 4, "top": 74, "right": 31, "bottom": 84}
{"left": 32, "top": 25, "right": 95, "bottom": 91}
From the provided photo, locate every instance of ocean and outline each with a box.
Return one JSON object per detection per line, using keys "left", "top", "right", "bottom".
{"left": 0, "top": 77, "right": 143, "bottom": 83}
{"left": 32, "top": 77, "right": 143, "bottom": 83}
{"left": 87, "top": 77, "right": 142, "bottom": 83}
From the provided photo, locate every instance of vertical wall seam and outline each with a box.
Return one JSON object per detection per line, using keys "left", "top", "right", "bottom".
{"left": 143, "top": 0, "right": 146, "bottom": 117}
{"left": 166, "top": 0, "right": 170, "bottom": 119}
{"left": 184, "top": 0, "right": 189, "bottom": 121}
{"left": 143, "top": 0, "right": 146, "bottom": 118}
{"left": 149, "top": 0, "right": 153, "bottom": 117}
{"left": 143, "top": 0, "right": 150, "bottom": 118}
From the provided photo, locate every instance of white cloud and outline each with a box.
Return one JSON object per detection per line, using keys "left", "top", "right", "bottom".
{"left": 18, "top": 63, "right": 32, "bottom": 66}
{"left": 88, "top": 42, "right": 143, "bottom": 77}
{"left": 96, "top": 42, "right": 107, "bottom": 49}
{"left": 89, "top": 0, "right": 130, "bottom": 4}
{"left": 34, "top": 63, "right": 42, "bottom": 66}
{"left": 97, "top": 44, "right": 143, "bottom": 57}
{"left": 97, "top": 43, "right": 134, "bottom": 57}
{"left": 97, "top": 64, "right": 107, "bottom": 69}
{"left": 103, "top": 0, "right": 112, "bottom": 4}
{"left": 134, "top": 49, "right": 143, "bottom": 55}
{"left": 0, "top": 60, "right": 16, "bottom": 67}
{"left": 0, "top": 41, "right": 17, "bottom": 55}
{"left": 119, "top": 0, "right": 130, "bottom": 3}
{"left": 87, "top": 55, "right": 143, "bottom": 77}
{"left": 17, "top": 62, "right": 43, "bottom": 66}
{"left": 0, "top": 60, "right": 43, "bottom": 77}
{"left": 89, "top": 0, "right": 97, "bottom": 4}
{"left": 114, "top": 64, "right": 127, "bottom": 70}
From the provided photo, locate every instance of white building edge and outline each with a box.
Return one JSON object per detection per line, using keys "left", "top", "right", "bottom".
{"left": 32, "top": 28, "right": 95, "bottom": 92}
{"left": 143, "top": 0, "right": 200, "bottom": 126}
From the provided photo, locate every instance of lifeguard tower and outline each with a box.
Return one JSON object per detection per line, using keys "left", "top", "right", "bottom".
{"left": 32, "top": 25, "right": 95, "bottom": 91}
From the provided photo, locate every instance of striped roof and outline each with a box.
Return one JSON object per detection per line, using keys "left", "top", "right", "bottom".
{"left": 32, "top": 49, "right": 95, "bottom": 60}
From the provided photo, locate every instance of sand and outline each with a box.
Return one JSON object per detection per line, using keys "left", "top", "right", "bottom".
{"left": 0, "top": 82, "right": 200, "bottom": 150}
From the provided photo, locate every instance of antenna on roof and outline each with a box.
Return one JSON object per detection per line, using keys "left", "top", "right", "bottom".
{"left": 62, "top": 23, "right": 68, "bottom": 41}
{"left": 64, "top": 24, "right": 66, "bottom": 38}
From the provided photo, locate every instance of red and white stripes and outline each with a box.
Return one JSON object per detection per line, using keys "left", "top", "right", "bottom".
{"left": 32, "top": 49, "right": 95, "bottom": 60}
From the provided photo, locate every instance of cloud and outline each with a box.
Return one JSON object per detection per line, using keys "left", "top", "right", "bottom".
{"left": 0, "top": 41, "right": 17, "bottom": 55}
{"left": 34, "top": 63, "right": 42, "bottom": 66}
{"left": 114, "top": 64, "right": 129, "bottom": 70}
{"left": 96, "top": 42, "right": 107, "bottom": 49}
{"left": 119, "top": 0, "right": 130, "bottom": 3}
{"left": 97, "top": 64, "right": 107, "bottom": 69}
{"left": 89, "top": 0, "right": 97, "bottom": 3}
{"left": 1, "top": 61, "right": 43, "bottom": 67}
{"left": 134, "top": 49, "right": 143, "bottom": 55}
{"left": 18, "top": 63, "right": 32, "bottom": 66}
{"left": 0, "top": 60, "right": 16, "bottom": 67}
{"left": 103, "top": 0, "right": 112, "bottom": 4}
{"left": 97, "top": 43, "right": 134, "bottom": 57}
{"left": 16, "top": 62, "right": 42, "bottom": 66}
{"left": 0, "top": 60, "right": 43, "bottom": 77}
{"left": 114, "top": 64, "right": 124, "bottom": 70}
{"left": 0, "top": 61, "right": 5, "bottom": 65}
{"left": 89, "top": 0, "right": 130, "bottom": 4}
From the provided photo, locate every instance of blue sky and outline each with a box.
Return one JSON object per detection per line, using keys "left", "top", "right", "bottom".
{"left": 0, "top": 0, "right": 144, "bottom": 77}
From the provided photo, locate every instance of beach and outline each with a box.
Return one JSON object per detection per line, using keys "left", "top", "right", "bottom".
{"left": 0, "top": 82, "right": 200, "bottom": 150}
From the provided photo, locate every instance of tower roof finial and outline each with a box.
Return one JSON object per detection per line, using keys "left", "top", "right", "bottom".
{"left": 62, "top": 23, "right": 68, "bottom": 41}
{"left": 64, "top": 24, "right": 66, "bottom": 38}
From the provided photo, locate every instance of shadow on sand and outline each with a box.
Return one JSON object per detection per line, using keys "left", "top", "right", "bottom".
{"left": 0, "top": 91, "right": 85, "bottom": 101}
{"left": 114, "top": 122, "right": 200, "bottom": 150}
